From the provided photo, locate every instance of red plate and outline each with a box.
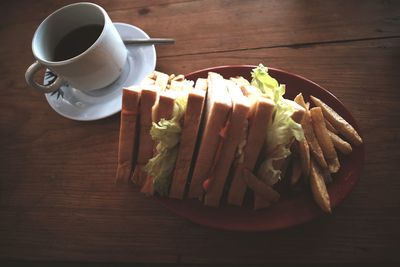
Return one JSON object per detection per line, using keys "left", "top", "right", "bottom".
{"left": 157, "top": 65, "right": 365, "bottom": 231}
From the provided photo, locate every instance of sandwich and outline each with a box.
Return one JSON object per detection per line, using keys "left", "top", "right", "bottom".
{"left": 227, "top": 81, "right": 276, "bottom": 206}
{"left": 202, "top": 79, "right": 251, "bottom": 207}
{"left": 139, "top": 72, "right": 207, "bottom": 197}
{"left": 116, "top": 65, "right": 306, "bottom": 210}
{"left": 141, "top": 87, "right": 177, "bottom": 194}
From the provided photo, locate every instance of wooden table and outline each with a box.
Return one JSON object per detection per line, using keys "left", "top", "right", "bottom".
{"left": 1, "top": 0, "right": 399, "bottom": 265}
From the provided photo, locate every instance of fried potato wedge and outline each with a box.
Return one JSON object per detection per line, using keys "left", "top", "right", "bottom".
{"left": 310, "top": 159, "right": 331, "bottom": 213}
{"left": 310, "top": 96, "right": 362, "bottom": 146}
{"left": 294, "top": 93, "right": 308, "bottom": 110}
{"left": 297, "top": 139, "right": 310, "bottom": 178}
{"left": 328, "top": 130, "right": 352, "bottom": 155}
{"left": 293, "top": 93, "right": 311, "bottom": 177}
{"left": 243, "top": 168, "right": 280, "bottom": 203}
{"left": 325, "top": 118, "right": 338, "bottom": 134}
{"left": 310, "top": 107, "right": 340, "bottom": 173}
{"left": 301, "top": 110, "right": 328, "bottom": 169}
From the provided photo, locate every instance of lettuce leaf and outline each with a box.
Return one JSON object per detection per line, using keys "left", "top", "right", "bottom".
{"left": 251, "top": 64, "right": 304, "bottom": 185}
{"left": 144, "top": 92, "right": 188, "bottom": 196}
{"left": 251, "top": 64, "right": 279, "bottom": 100}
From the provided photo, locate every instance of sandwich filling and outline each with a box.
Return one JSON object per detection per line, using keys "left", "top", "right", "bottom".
{"left": 235, "top": 119, "right": 249, "bottom": 164}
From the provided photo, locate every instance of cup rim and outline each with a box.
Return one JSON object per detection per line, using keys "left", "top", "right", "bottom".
{"left": 32, "top": 2, "right": 107, "bottom": 66}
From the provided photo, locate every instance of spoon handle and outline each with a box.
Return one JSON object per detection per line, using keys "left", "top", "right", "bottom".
{"left": 123, "top": 38, "right": 175, "bottom": 45}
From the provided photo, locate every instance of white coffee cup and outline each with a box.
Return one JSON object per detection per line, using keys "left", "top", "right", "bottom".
{"left": 25, "top": 2, "right": 127, "bottom": 93}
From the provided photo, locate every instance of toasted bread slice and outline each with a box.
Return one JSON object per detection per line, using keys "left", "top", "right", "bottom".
{"left": 169, "top": 80, "right": 207, "bottom": 199}
{"left": 116, "top": 86, "right": 141, "bottom": 184}
{"left": 131, "top": 85, "right": 158, "bottom": 186}
{"left": 204, "top": 80, "right": 251, "bottom": 207}
{"left": 188, "top": 72, "right": 232, "bottom": 199}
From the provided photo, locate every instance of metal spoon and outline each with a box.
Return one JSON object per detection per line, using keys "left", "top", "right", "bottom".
{"left": 123, "top": 38, "right": 175, "bottom": 45}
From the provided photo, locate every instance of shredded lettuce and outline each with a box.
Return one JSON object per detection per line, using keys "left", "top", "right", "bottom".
{"left": 144, "top": 92, "right": 188, "bottom": 196}
{"left": 251, "top": 64, "right": 304, "bottom": 185}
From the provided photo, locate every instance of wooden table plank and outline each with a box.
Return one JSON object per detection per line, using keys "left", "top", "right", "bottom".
{"left": 1, "top": 0, "right": 399, "bottom": 59}
{"left": 1, "top": 37, "right": 399, "bottom": 263}
{"left": 0, "top": 0, "right": 193, "bottom": 26}
{"left": 1, "top": 0, "right": 399, "bottom": 264}
{"left": 69, "top": 0, "right": 400, "bottom": 56}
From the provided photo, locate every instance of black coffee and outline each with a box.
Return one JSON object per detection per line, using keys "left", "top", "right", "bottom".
{"left": 53, "top": 24, "right": 103, "bottom": 61}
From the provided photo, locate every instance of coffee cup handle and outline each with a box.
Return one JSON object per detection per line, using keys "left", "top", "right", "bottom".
{"left": 25, "top": 61, "right": 65, "bottom": 94}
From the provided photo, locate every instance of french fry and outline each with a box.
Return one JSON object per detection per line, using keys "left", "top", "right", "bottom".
{"left": 294, "top": 93, "right": 308, "bottom": 110}
{"left": 294, "top": 93, "right": 316, "bottom": 176}
{"left": 310, "top": 107, "right": 340, "bottom": 173}
{"left": 310, "top": 159, "right": 331, "bottom": 213}
{"left": 310, "top": 96, "right": 362, "bottom": 146}
{"left": 321, "top": 166, "right": 333, "bottom": 184}
{"left": 291, "top": 94, "right": 308, "bottom": 174}
{"left": 301, "top": 110, "right": 328, "bottom": 169}
{"left": 290, "top": 157, "right": 302, "bottom": 186}
{"left": 328, "top": 130, "right": 352, "bottom": 155}
{"left": 254, "top": 155, "right": 288, "bottom": 210}
{"left": 297, "top": 139, "right": 310, "bottom": 178}
{"left": 325, "top": 118, "right": 338, "bottom": 134}
{"left": 243, "top": 169, "right": 280, "bottom": 203}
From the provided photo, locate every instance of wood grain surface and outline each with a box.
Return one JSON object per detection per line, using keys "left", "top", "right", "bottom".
{"left": 1, "top": 0, "right": 399, "bottom": 265}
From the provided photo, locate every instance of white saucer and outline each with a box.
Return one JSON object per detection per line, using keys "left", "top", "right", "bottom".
{"left": 44, "top": 23, "right": 156, "bottom": 121}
